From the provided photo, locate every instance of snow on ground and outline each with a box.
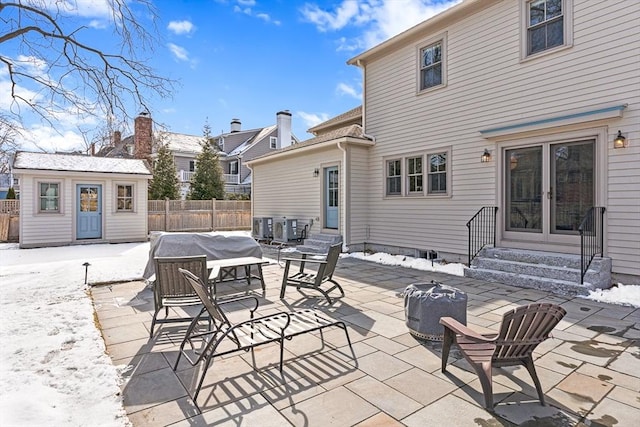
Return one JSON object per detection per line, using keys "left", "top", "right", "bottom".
{"left": 0, "top": 239, "right": 637, "bottom": 427}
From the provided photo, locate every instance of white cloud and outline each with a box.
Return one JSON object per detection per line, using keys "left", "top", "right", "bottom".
{"left": 301, "top": 0, "right": 461, "bottom": 49}
{"left": 300, "top": 0, "right": 360, "bottom": 32}
{"left": 168, "top": 20, "right": 195, "bottom": 35}
{"left": 18, "top": 124, "right": 86, "bottom": 153}
{"left": 336, "top": 82, "right": 361, "bottom": 99}
{"left": 297, "top": 111, "right": 330, "bottom": 128}
{"left": 233, "top": 2, "right": 280, "bottom": 25}
{"left": 167, "top": 43, "right": 189, "bottom": 61}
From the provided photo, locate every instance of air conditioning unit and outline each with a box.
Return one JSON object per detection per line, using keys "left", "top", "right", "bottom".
{"left": 252, "top": 217, "right": 272, "bottom": 239}
{"left": 272, "top": 218, "right": 298, "bottom": 243}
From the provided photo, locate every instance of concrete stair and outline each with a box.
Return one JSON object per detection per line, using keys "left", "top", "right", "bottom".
{"left": 295, "top": 233, "right": 342, "bottom": 254}
{"left": 464, "top": 247, "right": 612, "bottom": 296}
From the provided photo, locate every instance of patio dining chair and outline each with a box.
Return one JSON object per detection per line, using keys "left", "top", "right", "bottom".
{"left": 175, "top": 267, "right": 354, "bottom": 401}
{"left": 150, "top": 255, "right": 209, "bottom": 337}
{"left": 279, "top": 243, "right": 345, "bottom": 303}
{"left": 440, "top": 302, "right": 566, "bottom": 409}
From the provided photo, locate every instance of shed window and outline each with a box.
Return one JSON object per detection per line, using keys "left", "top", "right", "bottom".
{"left": 39, "top": 182, "right": 60, "bottom": 212}
{"left": 117, "top": 184, "right": 134, "bottom": 211}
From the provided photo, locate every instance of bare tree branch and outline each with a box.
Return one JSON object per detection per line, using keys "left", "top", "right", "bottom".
{"left": 0, "top": 0, "right": 175, "bottom": 131}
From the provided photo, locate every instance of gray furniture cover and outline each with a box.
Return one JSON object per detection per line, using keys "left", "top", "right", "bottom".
{"left": 143, "top": 232, "right": 262, "bottom": 280}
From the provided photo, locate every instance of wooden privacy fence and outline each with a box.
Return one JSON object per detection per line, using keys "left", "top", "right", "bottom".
{"left": 0, "top": 200, "right": 19, "bottom": 242}
{"left": 148, "top": 199, "right": 251, "bottom": 232}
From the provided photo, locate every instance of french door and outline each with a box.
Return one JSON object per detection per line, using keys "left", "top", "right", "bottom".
{"left": 504, "top": 139, "right": 594, "bottom": 243}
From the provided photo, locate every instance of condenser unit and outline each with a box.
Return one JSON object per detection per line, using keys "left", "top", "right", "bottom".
{"left": 252, "top": 217, "right": 272, "bottom": 239}
{"left": 272, "top": 218, "right": 297, "bottom": 243}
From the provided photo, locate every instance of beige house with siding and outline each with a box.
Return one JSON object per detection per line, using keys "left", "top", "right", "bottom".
{"left": 12, "top": 152, "right": 152, "bottom": 248}
{"left": 250, "top": 0, "right": 639, "bottom": 289}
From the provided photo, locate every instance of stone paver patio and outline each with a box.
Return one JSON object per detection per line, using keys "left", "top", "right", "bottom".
{"left": 91, "top": 248, "right": 640, "bottom": 426}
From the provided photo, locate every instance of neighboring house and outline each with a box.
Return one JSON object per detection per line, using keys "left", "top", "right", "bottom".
{"left": 100, "top": 111, "right": 298, "bottom": 199}
{"left": 249, "top": 0, "right": 639, "bottom": 287}
{"left": 247, "top": 105, "right": 372, "bottom": 241}
{"left": 11, "top": 152, "right": 152, "bottom": 248}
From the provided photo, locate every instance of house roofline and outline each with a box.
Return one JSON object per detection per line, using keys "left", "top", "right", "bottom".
{"left": 246, "top": 136, "right": 374, "bottom": 166}
{"left": 347, "top": 0, "right": 500, "bottom": 66}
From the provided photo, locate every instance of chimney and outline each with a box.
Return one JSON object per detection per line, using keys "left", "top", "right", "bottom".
{"left": 276, "top": 110, "right": 292, "bottom": 149}
{"left": 113, "top": 130, "right": 121, "bottom": 146}
{"left": 134, "top": 112, "right": 153, "bottom": 160}
{"left": 230, "top": 118, "right": 241, "bottom": 133}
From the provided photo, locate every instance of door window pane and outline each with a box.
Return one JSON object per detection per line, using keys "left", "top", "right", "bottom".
{"left": 552, "top": 141, "right": 594, "bottom": 234}
{"left": 506, "top": 147, "right": 542, "bottom": 231}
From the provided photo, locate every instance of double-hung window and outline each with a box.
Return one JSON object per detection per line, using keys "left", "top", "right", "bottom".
{"left": 386, "top": 159, "right": 402, "bottom": 196}
{"left": 407, "top": 157, "right": 423, "bottom": 194}
{"left": 420, "top": 42, "right": 442, "bottom": 90}
{"left": 117, "top": 184, "right": 134, "bottom": 211}
{"left": 427, "top": 153, "right": 447, "bottom": 194}
{"left": 523, "top": 0, "right": 572, "bottom": 58}
{"left": 270, "top": 136, "right": 277, "bottom": 149}
{"left": 229, "top": 160, "right": 239, "bottom": 175}
{"left": 385, "top": 149, "right": 450, "bottom": 197}
{"left": 39, "top": 182, "right": 60, "bottom": 212}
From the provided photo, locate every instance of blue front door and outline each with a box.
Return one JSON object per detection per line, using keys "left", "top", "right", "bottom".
{"left": 77, "top": 184, "right": 102, "bottom": 239}
{"left": 325, "top": 167, "right": 338, "bottom": 229}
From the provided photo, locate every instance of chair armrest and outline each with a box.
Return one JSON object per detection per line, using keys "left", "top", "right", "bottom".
{"left": 282, "top": 258, "right": 328, "bottom": 265}
{"left": 218, "top": 295, "right": 260, "bottom": 312}
{"left": 440, "top": 317, "right": 497, "bottom": 343}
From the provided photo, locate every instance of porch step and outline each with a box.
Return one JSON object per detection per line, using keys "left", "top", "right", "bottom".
{"left": 296, "top": 233, "right": 342, "bottom": 254}
{"left": 464, "top": 247, "right": 612, "bottom": 296}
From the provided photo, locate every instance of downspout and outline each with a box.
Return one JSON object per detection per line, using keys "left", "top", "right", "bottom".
{"left": 337, "top": 141, "right": 348, "bottom": 251}
{"left": 245, "top": 159, "right": 254, "bottom": 221}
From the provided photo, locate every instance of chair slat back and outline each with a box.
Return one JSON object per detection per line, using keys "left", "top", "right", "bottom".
{"left": 495, "top": 303, "right": 566, "bottom": 360}
{"left": 322, "top": 243, "right": 342, "bottom": 280}
{"left": 154, "top": 256, "right": 208, "bottom": 298}
{"left": 178, "top": 268, "right": 229, "bottom": 325}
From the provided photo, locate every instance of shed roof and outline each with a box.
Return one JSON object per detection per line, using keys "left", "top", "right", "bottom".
{"left": 13, "top": 152, "right": 152, "bottom": 175}
{"left": 308, "top": 105, "right": 362, "bottom": 135}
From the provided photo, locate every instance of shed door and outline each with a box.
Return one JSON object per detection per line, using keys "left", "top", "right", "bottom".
{"left": 77, "top": 184, "right": 102, "bottom": 239}
{"left": 325, "top": 167, "right": 339, "bottom": 229}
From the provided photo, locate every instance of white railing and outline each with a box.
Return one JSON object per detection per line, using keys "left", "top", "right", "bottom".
{"left": 180, "top": 170, "right": 195, "bottom": 182}
{"left": 224, "top": 174, "right": 240, "bottom": 184}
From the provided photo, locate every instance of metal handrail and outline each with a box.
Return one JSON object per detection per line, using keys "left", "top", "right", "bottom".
{"left": 578, "top": 207, "right": 606, "bottom": 284}
{"left": 466, "top": 206, "right": 498, "bottom": 266}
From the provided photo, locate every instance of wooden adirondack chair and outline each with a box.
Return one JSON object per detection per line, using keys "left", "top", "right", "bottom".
{"left": 440, "top": 302, "right": 566, "bottom": 409}
{"left": 279, "top": 243, "right": 345, "bottom": 303}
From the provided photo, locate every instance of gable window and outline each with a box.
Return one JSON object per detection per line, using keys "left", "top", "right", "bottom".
{"left": 407, "top": 157, "right": 423, "bottom": 194}
{"left": 217, "top": 138, "right": 224, "bottom": 151}
{"left": 420, "top": 41, "right": 442, "bottom": 90}
{"left": 270, "top": 136, "right": 277, "bottom": 149}
{"left": 117, "top": 184, "right": 134, "bottom": 211}
{"left": 427, "top": 152, "right": 447, "bottom": 194}
{"left": 39, "top": 182, "right": 60, "bottom": 212}
{"left": 386, "top": 159, "right": 402, "bottom": 196}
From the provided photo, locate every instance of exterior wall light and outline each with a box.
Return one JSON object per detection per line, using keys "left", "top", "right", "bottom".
{"left": 313, "top": 168, "right": 320, "bottom": 177}
{"left": 481, "top": 149, "right": 492, "bottom": 163}
{"left": 613, "top": 130, "right": 628, "bottom": 149}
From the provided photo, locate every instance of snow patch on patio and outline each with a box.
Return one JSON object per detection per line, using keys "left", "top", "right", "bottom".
{"left": 343, "top": 252, "right": 466, "bottom": 277}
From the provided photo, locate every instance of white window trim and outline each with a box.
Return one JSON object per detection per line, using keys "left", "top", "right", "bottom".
{"left": 384, "top": 157, "right": 403, "bottom": 197}
{"left": 270, "top": 136, "right": 277, "bottom": 149}
{"left": 383, "top": 147, "right": 452, "bottom": 199}
{"left": 520, "top": 0, "right": 573, "bottom": 62}
{"left": 115, "top": 182, "right": 135, "bottom": 213}
{"left": 416, "top": 32, "right": 448, "bottom": 95}
{"left": 36, "top": 180, "right": 63, "bottom": 214}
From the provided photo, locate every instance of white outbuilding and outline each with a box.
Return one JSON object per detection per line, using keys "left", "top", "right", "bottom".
{"left": 12, "top": 151, "right": 152, "bottom": 248}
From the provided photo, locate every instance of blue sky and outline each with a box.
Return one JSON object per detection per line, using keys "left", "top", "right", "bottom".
{"left": 3, "top": 0, "right": 460, "bottom": 152}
